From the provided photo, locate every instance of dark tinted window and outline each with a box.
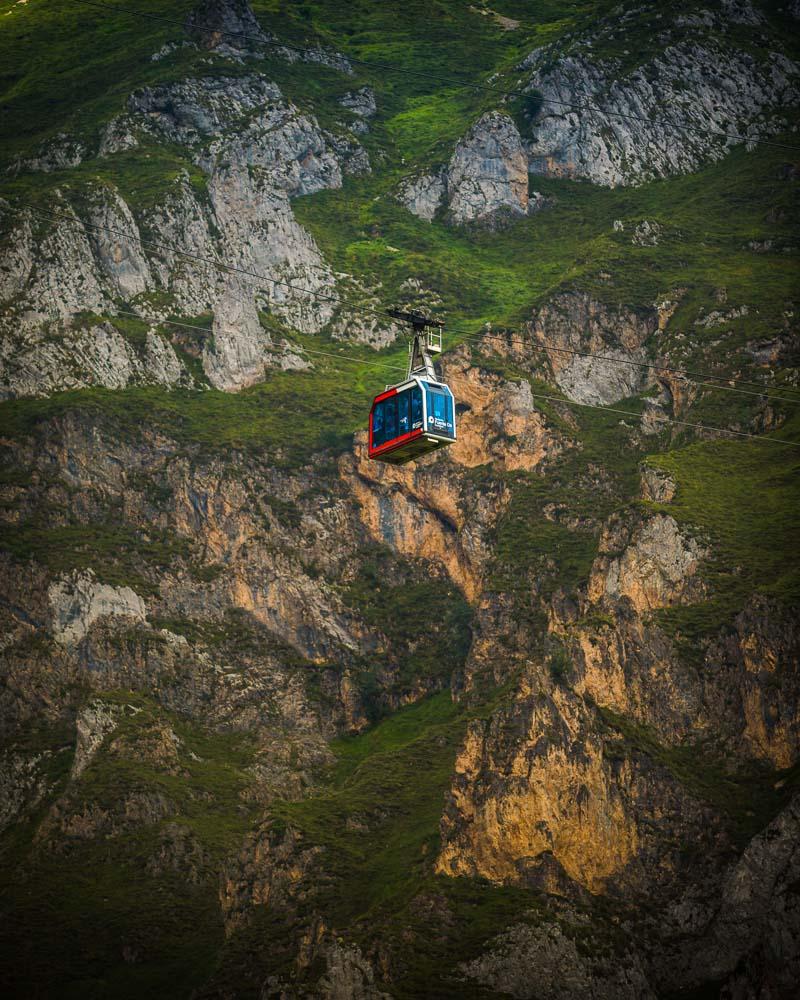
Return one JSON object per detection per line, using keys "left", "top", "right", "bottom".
{"left": 411, "top": 387, "right": 423, "bottom": 428}
{"left": 385, "top": 395, "right": 398, "bottom": 440}
{"left": 372, "top": 400, "right": 385, "bottom": 446}
{"left": 398, "top": 389, "right": 410, "bottom": 435}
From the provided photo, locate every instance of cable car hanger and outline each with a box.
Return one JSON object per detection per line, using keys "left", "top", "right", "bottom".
{"left": 39, "top": 208, "right": 799, "bottom": 407}
{"left": 110, "top": 311, "right": 800, "bottom": 450}
{"left": 386, "top": 308, "right": 444, "bottom": 383}
{"left": 368, "top": 310, "right": 457, "bottom": 464}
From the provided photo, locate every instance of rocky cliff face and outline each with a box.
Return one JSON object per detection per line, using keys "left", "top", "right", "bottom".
{"left": 1, "top": 0, "right": 798, "bottom": 997}
{"left": 520, "top": 7, "right": 800, "bottom": 187}
{"left": 0, "top": 54, "right": 386, "bottom": 397}
{"left": 398, "top": 0, "right": 800, "bottom": 226}
{"left": 398, "top": 111, "right": 537, "bottom": 227}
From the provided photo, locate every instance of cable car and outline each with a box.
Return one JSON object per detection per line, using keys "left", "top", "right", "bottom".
{"left": 368, "top": 310, "right": 457, "bottom": 464}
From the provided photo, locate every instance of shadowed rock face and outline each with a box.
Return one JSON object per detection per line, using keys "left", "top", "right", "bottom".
{"left": 184, "top": 0, "right": 268, "bottom": 50}
{"left": 460, "top": 920, "right": 656, "bottom": 1000}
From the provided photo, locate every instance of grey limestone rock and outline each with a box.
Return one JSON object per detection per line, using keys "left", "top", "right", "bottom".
{"left": 522, "top": 40, "right": 799, "bottom": 187}
{"left": 398, "top": 111, "right": 530, "bottom": 227}
{"left": 446, "top": 111, "right": 529, "bottom": 226}
{"left": 396, "top": 169, "right": 447, "bottom": 222}
{"left": 526, "top": 292, "right": 658, "bottom": 405}
{"left": 184, "top": 0, "right": 269, "bottom": 51}
{"left": 0, "top": 321, "right": 185, "bottom": 399}
{"left": 71, "top": 699, "right": 125, "bottom": 779}
{"left": 339, "top": 86, "right": 377, "bottom": 119}
{"left": 48, "top": 569, "right": 147, "bottom": 647}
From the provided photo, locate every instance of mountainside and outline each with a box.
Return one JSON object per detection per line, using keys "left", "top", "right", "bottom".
{"left": 1, "top": 1, "right": 799, "bottom": 997}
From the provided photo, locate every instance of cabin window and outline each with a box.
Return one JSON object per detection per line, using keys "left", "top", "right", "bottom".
{"left": 398, "top": 390, "right": 410, "bottom": 435}
{"left": 373, "top": 385, "right": 440, "bottom": 450}
{"left": 411, "top": 387, "right": 423, "bottom": 429}
{"left": 384, "top": 396, "right": 398, "bottom": 440}
{"left": 425, "top": 386, "right": 454, "bottom": 436}
{"left": 372, "top": 401, "right": 385, "bottom": 446}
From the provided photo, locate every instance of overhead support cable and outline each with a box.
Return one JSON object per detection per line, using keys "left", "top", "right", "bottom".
{"left": 118, "top": 312, "right": 800, "bottom": 450}
{"left": 445, "top": 326, "right": 800, "bottom": 404}
{"left": 22, "top": 205, "right": 800, "bottom": 408}
{"left": 71, "top": 0, "right": 800, "bottom": 153}
{"left": 114, "top": 309, "right": 408, "bottom": 373}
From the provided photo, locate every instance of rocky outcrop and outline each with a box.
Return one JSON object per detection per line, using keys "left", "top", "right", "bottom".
{"left": 185, "top": 0, "right": 269, "bottom": 51}
{"left": 220, "top": 821, "right": 321, "bottom": 933}
{"left": 1, "top": 67, "right": 357, "bottom": 396}
{"left": 0, "top": 321, "right": 186, "bottom": 399}
{"left": 588, "top": 514, "right": 706, "bottom": 613}
{"left": 8, "top": 133, "right": 87, "bottom": 175}
{"left": 436, "top": 674, "right": 722, "bottom": 895}
{"left": 521, "top": 38, "right": 799, "bottom": 187}
{"left": 48, "top": 570, "right": 147, "bottom": 647}
{"left": 640, "top": 465, "right": 676, "bottom": 503}
{"left": 70, "top": 699, "right": 126, "bottom": 779}
{"left": 316, "top": 942, "right": 390, "bottom": 1000}
{"left": 396, "top": 170, "right": 447, "bottom": 222}
{"left": 340, "top": 424, "right": 512, "bottom": 602}
{"left": 460, "top": 920, "right": 655, "bottom": 1000}
{"left": 398, "top": 112, "right": 532, "bottom": 227}
{"left": 703, "top": 597, "right": 800, "bottom": 769}
{"left": 0, "top": 750, "right": 54, "bottom": 833}
{"left": 339, "top": 88, "right": 375, "bottom": 118}
{"left": 479, "top": 292, "right": 658, "bottom": 405}
{"left": 204, "top": 280, "right": 275, "bottom": 391}
{"left": 659, "top": 794, "right": 800, "bottom": 997}
{"left": 529, "top": 293, "right": 657, "bottom": 405}
{"left": 0, "top": 200, "right": 113, "bottom": 334}
{"left": 446, "top": 111, "right": 529, "bottom": 226}
{"left": 442, "top": 347, "right": 564, "bottom": 471}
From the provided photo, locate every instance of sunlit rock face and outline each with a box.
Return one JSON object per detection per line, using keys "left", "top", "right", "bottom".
{"left": 436, "top": 672, "right": 724, "bottom": 896}
{"left": 588, "top": 514, "right": 707, "bottom": 614}
{"left": 446, "top": 111, "right": 530, "bottom": 226}
{"left": 397, "top": 112, "right": 529, "bottom": 227}
{"left": 475, "top": 291, "right": 659, "bottom": 406}
{"left": 521, "top": 36, "right": 799, "bottom": 187}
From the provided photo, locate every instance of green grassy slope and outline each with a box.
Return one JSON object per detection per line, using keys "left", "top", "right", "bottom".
{"left": 0, "top": 694, "right": 261, "bottom": 1000}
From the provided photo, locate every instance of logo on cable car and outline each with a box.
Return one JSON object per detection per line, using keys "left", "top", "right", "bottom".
{"left": 429, "top": 416, "right": 450, "bottom": 430}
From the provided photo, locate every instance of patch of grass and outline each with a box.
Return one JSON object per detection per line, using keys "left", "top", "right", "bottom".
{"left": 0, "top": 362, "right": 375, "bottom": 466}
{"left": 342, "top": 546, "right": 473, "bottom": 705}
{"left": 488, "top": 392, "right": 646, "bottom": 598}
{"left": 645, "top": 413, "right": 800, "bottom": 646}
{"left": 0, "top": 521, "right": 191, "bottom": 595}
{"left": 0, "top": 695, "right": 261, "bottom": 1000}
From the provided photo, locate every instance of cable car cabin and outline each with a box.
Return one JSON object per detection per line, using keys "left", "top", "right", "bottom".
{"left": 369, "top": 377, "right": 456, "bottom": 464}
